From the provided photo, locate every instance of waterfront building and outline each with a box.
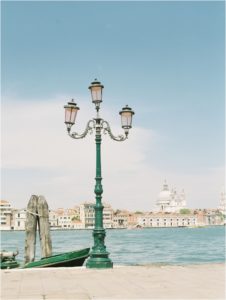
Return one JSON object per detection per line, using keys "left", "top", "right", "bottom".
{"left": 218, "top": 188, "right": 226, "bottom": 215}
{"left": 204, "top": 209, "right": 224, "bottom": 226}
{"left": 13, "top": 209, "right": 26, "bottom": 230}
{"left": 102, "top": 203, "right": 114, "bottom": 228}
{"left": 71, "top": 219, "right": 84, "bottom": 229}
{"left": 49, "top": 210, "right": 59, "bottom": 228}
{"left": 79, "top": 202, "right": 114, "bottom": 229}
{"left": 0, "top": 200, "right": 12, "bottom": 230}
{"left": 137, "top": 213, "right": 197, "bottom": 228}
{"left": 113, "top": 210, "right": 129, "bottom": 228}
{"left": 154, "top": 181, "right": 187, "bottom": 213}
{"left": 191, "top": 209, "right": 224, "bottom": 226}
{"left": 49, "top": 207, "right": 80, "bottom": 229}
{"left": 127, "top": 212, "right": 142, "bottom": 227}
{"left": 79, "top": 203, "right": 95, "bottom": 229}
{"left": 194, "top": 210, "right": 206, "bottom": 226}
{"left": 57, "top": 208, "right": 78, "bottom": 229}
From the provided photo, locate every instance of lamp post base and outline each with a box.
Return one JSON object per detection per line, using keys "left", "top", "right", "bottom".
{"left": 86, "top": 256, "right": 113, "bottom": 269}
{"left": 86, "top": 229, "right": 113, "bottom": 269}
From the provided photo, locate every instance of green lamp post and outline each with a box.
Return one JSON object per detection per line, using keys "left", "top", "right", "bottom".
{"left": 64, "top": 79, "right": 135, "bottom": 268}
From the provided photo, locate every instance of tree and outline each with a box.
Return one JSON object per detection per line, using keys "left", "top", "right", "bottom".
{"left": 179, "top": 208, "right": 191, "bottom": 214}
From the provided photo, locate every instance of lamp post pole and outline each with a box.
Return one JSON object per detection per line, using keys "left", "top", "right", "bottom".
{"left": 64, "top": 79, "right": 134, "bottom": 268}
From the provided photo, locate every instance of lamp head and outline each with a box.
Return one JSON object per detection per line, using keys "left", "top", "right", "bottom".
{"left": 119, "top": 105, "right": 135, "bottom": 135}
{"left": 64, "top": 99, "right": 80, "bottom": 132}
{"left": 88, "top": 79, "right": 104, "bottom": 109}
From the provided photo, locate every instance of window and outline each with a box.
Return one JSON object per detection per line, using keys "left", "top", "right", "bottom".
{"left": 18, "top": 221, "right": 20, "bottom": 227}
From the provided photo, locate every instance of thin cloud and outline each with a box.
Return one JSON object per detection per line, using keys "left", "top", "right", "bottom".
{"left": 1, "top": 97, "right": 223, "bottom": 210}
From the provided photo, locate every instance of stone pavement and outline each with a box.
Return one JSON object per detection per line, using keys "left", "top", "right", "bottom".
{"left": 1, "top": 264, "right": 225, "bottom": 300}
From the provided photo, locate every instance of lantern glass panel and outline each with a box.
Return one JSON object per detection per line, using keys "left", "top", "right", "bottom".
{"left": 64, "top": 106, "right": 79, "bottom": 125}
{"left": 121, "top": 111, "right": 132, "bottom": 128}
{"left": 91, "top": 86, "right": 102, "bottom": 103}
{"left": 65, "top": 107, "right": 73, "bottom": 124}
{"left": 70, "top": 107, "right": 78, "bottom": 124}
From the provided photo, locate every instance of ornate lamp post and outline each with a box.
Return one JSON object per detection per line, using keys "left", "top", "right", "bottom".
{"left": 64, "top": 79, "right": 135, "bottom": 268}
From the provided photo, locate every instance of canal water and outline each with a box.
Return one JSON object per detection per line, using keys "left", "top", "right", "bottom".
{"left": 1, "top": 226, "right": 225, "bottom": 265}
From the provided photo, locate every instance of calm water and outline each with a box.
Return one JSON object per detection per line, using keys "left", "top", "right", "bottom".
{"left": 1, "top": 226, "right": 225, "bottom": 265}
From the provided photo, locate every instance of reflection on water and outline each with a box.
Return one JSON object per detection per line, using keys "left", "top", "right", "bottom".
{"left": 1, "top": 226, "right": 225, "bottom": 265}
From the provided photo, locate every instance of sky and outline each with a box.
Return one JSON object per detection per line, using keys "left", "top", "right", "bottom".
{"left": 1, "top": 1, "right": 225, "bottom": 211}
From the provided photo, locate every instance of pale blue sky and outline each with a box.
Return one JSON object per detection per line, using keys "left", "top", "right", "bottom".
{"left": 1, "top": 1, "right": 225, "bottom": 210}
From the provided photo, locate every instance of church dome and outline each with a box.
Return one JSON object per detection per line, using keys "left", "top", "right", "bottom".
{"left": 157, "top": 181, "right": 171, "bottom": 204}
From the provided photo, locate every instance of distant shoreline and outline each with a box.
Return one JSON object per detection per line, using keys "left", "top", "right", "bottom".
{"left": 1, "top": 224, "right": 225, "bottom": 232}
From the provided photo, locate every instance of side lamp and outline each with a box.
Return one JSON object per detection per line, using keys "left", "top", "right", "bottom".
{"left": 64, "top": 99, "right": 80, "bottom": 132}
{"left": 119, "top": 105, "right": 135, "bottom": 136}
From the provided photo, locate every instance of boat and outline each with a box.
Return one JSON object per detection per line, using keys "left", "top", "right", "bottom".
{"left": 23, "top": 247, "right": 90, "bottom": 268}
{"left": 0, "top": 250, "right": 20, "bottom": 269}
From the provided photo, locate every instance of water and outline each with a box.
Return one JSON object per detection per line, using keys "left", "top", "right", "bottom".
{"left": 1, "top": 226, "right": 225, "bottom": 265}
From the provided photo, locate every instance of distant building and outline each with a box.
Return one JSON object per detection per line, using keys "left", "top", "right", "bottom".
{"left": 49, "top": 210, "right": 59, "bottom": 228}
{"left": 218, "top": 188, "right": 226, "bottom": 215}
{"left": 137, "top": 213, "right": 197, "bottom": 228}
{"left": 204, "top": 209, "right": 224, "bottom": 226}
{"left": 102, "top": 203, "right": 114, "bottom": 229}
{"left": 0, "top": 200, "right": 12, "bottom": 230}
{"left": 56, "top": 208, "right": 78, "bottom": 229}
{"left": 13, "top": 209, "right": 26, "bottom": 230}
{"left": 154, "top": 181, "right": 187, "bottom": 213}
{"left": 113, "top": 210, "right": 128, "bottom": 228}
{"left": 79, "top": 202, "right": 113, "bottom": 229}
{"left": 79, "top": 203, "right": 95, "bottom": 229}
{"left": 71, "top": 219, "right": 84, "bottom": 229}
{"left": 127, "top": 212, "right": 141, "bottom": 228}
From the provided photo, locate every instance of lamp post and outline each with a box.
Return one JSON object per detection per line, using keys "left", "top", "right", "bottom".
{"left": 64, "top": 79, "right": 135, "bottom": 268}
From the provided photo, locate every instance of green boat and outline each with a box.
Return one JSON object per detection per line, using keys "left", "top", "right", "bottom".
{"left": 0, "top": 250, "right": 20, "bottom": 269}
{"left": 0, "top": 259, "right": 20, "bottom": 269}
{"left": 24, "top": 247, "right": 90, "bottom": 268}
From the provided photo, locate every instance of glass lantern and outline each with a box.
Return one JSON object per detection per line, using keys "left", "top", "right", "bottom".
{"left": 64, "top": 99, "right": 80, "bottom": 131}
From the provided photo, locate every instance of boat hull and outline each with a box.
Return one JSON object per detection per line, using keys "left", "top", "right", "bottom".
{"left": 24, "top": 248, "right": 90, "bottom": 268}
{"left": 0, "top": 260, "right": 20, "bottom": 269}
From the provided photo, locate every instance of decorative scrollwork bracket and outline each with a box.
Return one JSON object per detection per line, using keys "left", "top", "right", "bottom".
{"left": 101, "top": 120, "right": 127, "bottom": 142}
{"left": 69, "top": 120, "right": 95, "bottom": 139}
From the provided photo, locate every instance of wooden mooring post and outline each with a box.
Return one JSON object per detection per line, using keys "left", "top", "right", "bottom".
{"left": 24, "top": 195, "right": 52, "bottom": 264}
